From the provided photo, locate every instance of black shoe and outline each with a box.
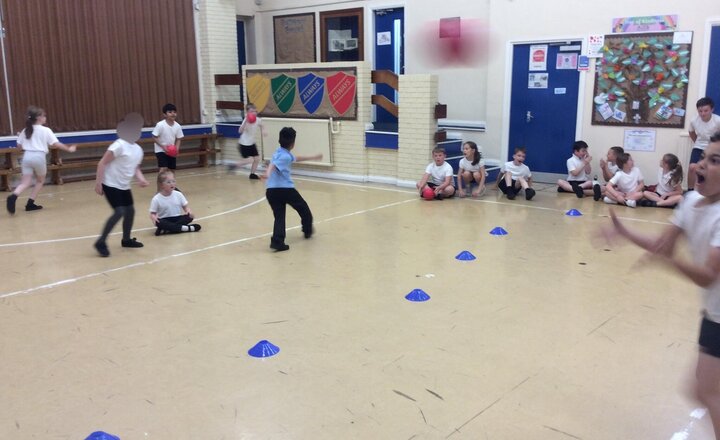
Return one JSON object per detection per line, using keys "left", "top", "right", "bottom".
{"left": 121, "top": 237, "right": 144, "bottom": 248}
{"left": 525, "top": 188, "right": 536, "bottom": 200}
{"left": 641, "top": 200, "right": 657, "bottom": 207}
{"left": 303, "top": 226, "right": 315, "bottom": 239}
{"left": 155, "top": 227, "right": 163, "bottom": 236}
{"left": 6, "top": 193, "right": 17, "bottom": 214}
{"left": 227, "top": 163, "right": 238, "bottom": 174}
{"left": 189, "top": 224, "right": 201, "bottom": 232}
{"left": 25, "top": 199, "right": 43, "bottom": 211}
{"left": 270, "top": 242, "right": 290, "bottom": 252}
{"left": 94, "top": 240, "right": 110, "bottom": 257}
{"left": 593, "top": 184, "right": 602, "bottom": 201}
{"left": 249, "top": 173, "right": 260, "bottom": 180}
{"left": 506, "top": 190, "right": 516, "bottom": 200}
{"left": 573, "top": 184, "right": 584, "bottom": 198}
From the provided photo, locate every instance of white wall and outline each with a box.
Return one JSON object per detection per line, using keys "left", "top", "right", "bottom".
{"left": 240, "top": 0, "right": 720, "bottom": 182}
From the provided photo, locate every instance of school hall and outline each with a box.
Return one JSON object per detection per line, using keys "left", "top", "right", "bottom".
{"left": 1, "top": 0, "right": 720, "bottom": 439}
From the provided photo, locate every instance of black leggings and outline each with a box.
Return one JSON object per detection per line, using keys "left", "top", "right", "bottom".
{"left": 156, "top": 214, "right": 193, "bottom": 233}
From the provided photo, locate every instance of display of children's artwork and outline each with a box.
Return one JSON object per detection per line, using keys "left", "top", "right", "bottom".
{"left": 591, "top": 32, "right": 692, "bottom": 128}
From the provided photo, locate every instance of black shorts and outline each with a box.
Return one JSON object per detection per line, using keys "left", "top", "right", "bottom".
{"left": 428, "top": 182, "right": 456, "bottom": 196}
{"left": 102, "top": 184, "right": 134, "bottom": 208}
{"left": 156, "top": 152, "right": 177, "bottom": 169}
{"left": 239, "top": 144, "right": 259, "bottom": 158}
{"left": 699, "top": 316, "right": 720, "bottom": 358}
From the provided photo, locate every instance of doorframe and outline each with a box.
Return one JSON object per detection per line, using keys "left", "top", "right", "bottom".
{"left": 699, "top": 17, "right": 720, "bottom": 98}
{"left": 368, "top": 3, "right": 404, "bottom": 125}
{"left": 501, "top": 35, "right": 588, "bottom": 182}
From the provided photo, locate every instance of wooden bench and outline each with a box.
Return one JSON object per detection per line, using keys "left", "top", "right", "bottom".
{"left": 0, "top": 133, "right": 219, "bottom": 190}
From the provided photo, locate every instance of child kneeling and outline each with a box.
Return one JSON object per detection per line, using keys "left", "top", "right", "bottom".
{"left": 150, "top": 170, "right": 201, "bottom": 235}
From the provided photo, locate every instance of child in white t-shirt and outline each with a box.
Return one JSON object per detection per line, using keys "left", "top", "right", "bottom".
{"left": 457, "top": 141, "right": 486, "bottom": 198}
{"left": 601, "top": 135, "right": 720, "bottom": 437}
{"left": 600, "top": 146, "right": 624, "bottom": 182}
{"left": 6, "top": 106, "right": 76, "bottom": 214}
{"left": 556, "top": 140, "right": 601, "bottom": 200}
{"left": 152, "top": 103, "right": 185, "bottom": 174}
{"left": 604, "top": 152, "right": 644, "bottom": 207}
{"left": 94, "top": 113, "right": 149, "bottom": 257}
{"left": 498, "top": 147, "right": 535, "bottom": 200}
{"left": 640, "top": 153, "right": 684, "bottom": 208}
{"left": 150, "top": 170, "right": 201, "bottom": 235}
{"left": 416, "top": 147, "right": 456, "bottom": 199}
{"left": 228, "top": 103, "right": 265, "bottom": 179}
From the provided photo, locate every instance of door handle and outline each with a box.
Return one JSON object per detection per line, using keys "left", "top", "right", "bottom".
{"left": 526, "top": 111, "right": 534, "bottom": 123}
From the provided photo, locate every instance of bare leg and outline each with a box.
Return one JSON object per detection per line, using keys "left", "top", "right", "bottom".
{"left": 695, "top": 352, "right": 720, "bottom": 439}
{"left": 29, "top": 174, "right": 46, "bottom": 200}
{"left": 689, "top": 163, "right": 698, "bottom": 189}
{"left": 12, "top": 174, "right": 34, "bottom": 196}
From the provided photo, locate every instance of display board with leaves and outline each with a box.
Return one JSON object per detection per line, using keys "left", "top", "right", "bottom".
{"left": 591, "top": 32, "right": 692, "bottom": 128}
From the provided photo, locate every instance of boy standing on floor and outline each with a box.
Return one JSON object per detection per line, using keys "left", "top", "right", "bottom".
{"left": 152, "top": 103, "right": 184, "bottom": 174}
{"left": 264, "top": 127, "right": 322, "bottom": 252}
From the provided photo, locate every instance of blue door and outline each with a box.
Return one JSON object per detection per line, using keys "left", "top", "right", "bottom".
{"left": 373, "top": 8, "right": 404, "bottom": 130}
{"left": 508, "top": 42, "right": 581, "bottom": 177}
{"left": 706, "top": 25, "right": 720, "bottom": 114}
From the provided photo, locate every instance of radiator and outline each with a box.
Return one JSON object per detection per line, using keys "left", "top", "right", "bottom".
{"left": 677, "top": 134, "right": 693, "bottom": 169}
{"left": 261, "top": 118, "right": 333, "bottom": 166}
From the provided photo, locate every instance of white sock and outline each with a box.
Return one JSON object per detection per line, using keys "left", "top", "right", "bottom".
{"left": 181, "top": 225, "right": 190, "bottom": 232}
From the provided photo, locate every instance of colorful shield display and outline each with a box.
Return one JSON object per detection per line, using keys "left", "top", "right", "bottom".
{"left": 271, "top": 74, "right": 297, "bottom": 114}
{"left": 297, "top": 73, "right": 325, "bottom": 114}
{"left": 246, "top": 74, "right": 271, "bottom": 112}
{"left": 326, "top": 72, "right": 357, "bottom": 116}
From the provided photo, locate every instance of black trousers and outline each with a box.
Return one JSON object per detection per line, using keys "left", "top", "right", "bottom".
{"left": 266, "top": 188, "right": 313, "bottom": 245}
{"left": 156, "top": 214, "right": 193, "bottom": 233}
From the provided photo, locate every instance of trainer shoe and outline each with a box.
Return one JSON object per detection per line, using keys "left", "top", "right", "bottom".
{"left": 603, "top": 197, "right": 615, "bottom": 204}
{"left": 249, "top": 173, "right": 260, "bottom": 180}
{"left": 525, "top": 188, "right": 536, "bottom": 200}
{"left": 189, "top": 224, "right": 202, "bottom": 232}
{"left": 6, "top": 193, "right": 17, "bottom": 214}
{"left": 94, "top": 240, "right": 110, "bottom": 257}
{"left": 303, "top": 226, "right": 315, "bottom": 239}
{"left": 625, "top": 199, "right": 637, "bottom": 208}
{"left": 506, "top": 190, "right": 515, "bottom": 200}
{"left": 121, "top": 237, "right": 144, "bottom": 248}
{"left": 593, "top": 184, "right": 602, "bottom": 201}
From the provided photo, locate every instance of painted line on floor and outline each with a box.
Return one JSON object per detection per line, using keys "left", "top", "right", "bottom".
{"left": 0, "top": 197, "right": 416, "bottom": 299}
{"left": 670, "top": 408, "right": 706, "bottom": 440}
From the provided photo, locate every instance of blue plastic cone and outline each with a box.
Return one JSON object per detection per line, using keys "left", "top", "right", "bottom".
{"left": 455, "top": 250, "right": 476, "bottom": 261}
{"left": 566, "top": 209, "right": 582, "bottom": 216}
{"left": 405, "top": 289, "right": 431, "bottom": 302}
{"left": 85, "top": 432, "right": 120, "bottom": 440}
{"left": 490, "top": 227, "right": 508, "bottom": 236}
{"left": 248, "top": 340, "right": 280, "bottom": 358}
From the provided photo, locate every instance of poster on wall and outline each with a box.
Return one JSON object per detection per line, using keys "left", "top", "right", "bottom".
{"left": 588, "top": 34, "right": 605, "bottom": 58}
{"left": 246, "top": 67, "right": 357, "bottom": 120}
{"left": 528, "top": 73, "right": 548, "bottom": 89}
{"left": 624, "top": 129, "right": 656, "bottom": 152}
{"left": 591, "top": 31, "right": 692, "bottom": 128}
{"left": 612, "top": 15, "right": 678, "bottom": 33}
{"left": 529, "top": 45, "right": 548, "bottom": 71}
{"left": 273, "top": 13, "right": 316, "bottom": 63}
{"left": 556, "top": 53, "right": 578, "bottom": 70}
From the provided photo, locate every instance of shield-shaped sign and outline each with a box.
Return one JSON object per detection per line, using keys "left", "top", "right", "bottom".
{"left": 297, "top": 73, "right": 325, "bottom": 115}
{"left": 246, "top": 74, "right": 271, "bottom": 113}
{"left": 271, "top": 74, "right": 297, "bottom": 114}
{"left": 326, "top": 72, "right": 356, "bottom": 116}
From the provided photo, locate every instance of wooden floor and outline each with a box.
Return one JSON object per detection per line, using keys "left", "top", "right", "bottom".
{"left": 0, "top": 167, "right": 713, "bottom": 439}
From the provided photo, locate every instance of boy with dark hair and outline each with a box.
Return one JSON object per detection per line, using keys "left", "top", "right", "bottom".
{"left": 264, "top": 127, "right": 322, "bottom": 252}
{"left": 152, "top": 103, "right": 184, "bottom": 174}
{"left": 557, "top": 140, "right": 602, "bottom": 200}
{"left": 498, "top": 147, "right": 535, "bottom": 200}
{"left": 688, "top": 97, "right": 720, "bottom": 190}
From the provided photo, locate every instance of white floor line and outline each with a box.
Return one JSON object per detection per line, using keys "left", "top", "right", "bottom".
{"left": 0, "top": 197, "right": 267, "bottom": 248}
{"left": 670, "top": 408, "right": 707, "bottom": 440}
{"left": 0, "top": 198, "right": 417, "bottom": 299}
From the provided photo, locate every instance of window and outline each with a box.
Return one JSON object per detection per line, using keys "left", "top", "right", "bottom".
{"left": 320, "top": 8, "right": 363, "bottom": 62}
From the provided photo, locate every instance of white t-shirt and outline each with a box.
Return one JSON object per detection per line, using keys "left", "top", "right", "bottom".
{"left": 152, "top": 120, "right": 184, "bottom": 153}
{"left": 566, "top": 155, "right": 589, "bottom": 181}
{"left": 690, "top": 114, "right": 720, "bottom": 150}
{"left": 502, "top": 161, "right": 531, "bottom": 180}
{"left": 459, "top": 157, "right": 486, "bottom": 174}
{"left": 17, "top": 125, "right": 59, "bottom": 154}
{"left": 609, "top": 167, "right": 644, "bottom": 193}
{"left": 656, "top": 168, "right": 678, "bottom": 196}
{"left": 607, "top": 162, "right": 619, "bottom": 177}
{"left": 103, "top": 139, "right": 144, "bottom": 190}
{"left": 239, "top": 117, "right": 262, "bottom": 146}
{"left": 425, "top": 161, "right": 454, "bottom": 186}
{"left": 671, "top": 191, "right": 720, "bottom": 322}
{"left": 149, "top": 190, "right": 188, "bottom": 219}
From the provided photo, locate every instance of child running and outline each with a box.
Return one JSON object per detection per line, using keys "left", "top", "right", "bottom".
{"left": 457, "top": 141, "right": 486, "bottom": 198}
{"left": 601, "top": 133, "right": 720, "bottom": 438}
{"left": 149, "top": 170, "right": 201, "bottom": 235}
{"left": 228, "top": 103, "right": 264, "bottom": 179}
{"left": 640, "top": 153, "right": 684, "bottom": 208}
{"left": 6, "top": 106, "right": 77, "bottom": 214}
{"left": 93, "top": 113, "right": 149, "bottom": 257}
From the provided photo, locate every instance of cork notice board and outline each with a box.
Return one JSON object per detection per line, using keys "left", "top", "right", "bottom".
{"left": 274, "top": 13, "right": 316, "bottom": 64}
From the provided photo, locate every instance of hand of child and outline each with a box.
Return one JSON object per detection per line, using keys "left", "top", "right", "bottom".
{"left": 472, "top": 185, "right": 484, "bottom": 197}
{"left": 585, "top": 154, "right": 593, "bottom": 163}
{"left": 457, "top": 188, "right": 466, "bottom": 198}
{"left": 599, "top": 158, "right": 607, "bottom": 168}
{"left": 314, "top": 153, "right": 323, "bottom": 161}
{"left": 138, "top": 178, "right": 149, "bottom": 188}
{"left": 68, "top": 145, "right": 77, "bottom": 153}
{"left": 95, "top": 182, "right": 104, "bottom": 196}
